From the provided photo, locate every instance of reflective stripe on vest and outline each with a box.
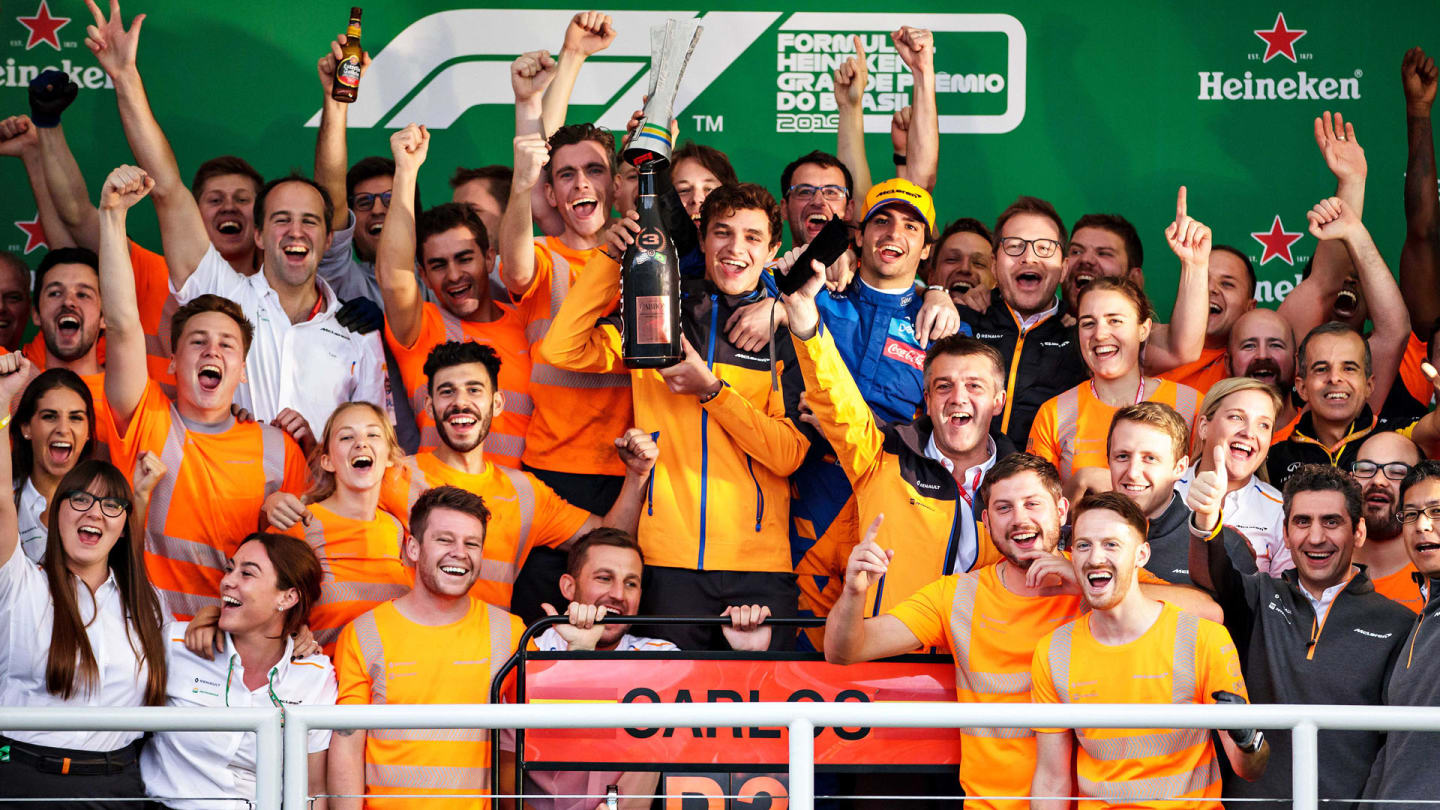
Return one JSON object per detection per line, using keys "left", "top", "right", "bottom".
{"left": 1173, "top": 383, "right": 1198, "bottom": 424}
{"left": 523, "top": 245, "right": 575, "bottom": 344}
{"left": 482, "top": 466, "right": 537, "bottom": 586}
{"left": 1046, "top": 622, "right": 1075, "bottom": 703}
{"left": 260, "top": 425, "right": 287, "bottom": 498}
{"left": 1055, "top": 387, "right": 1080, "bottom": 481}
{"left": 398, "top": 457, "right": 433, "bottom": 513}
{"left": 156, "top": 587, "right": 221, "bottom": 620}
{"left": 365, "top": 763, "right": 491, "bottom": 791}
{"left": 349, "top": 611, "right": 388, "bottom": 705}
{"left": 1076, "top": 758, "right": 1219, "bottom": 802}
{"left": 524, "top": 245, "right": 631, "bottom": 391}
{"left": 147, "top": 408, "right": 221, "bottom": 617}
{"left": 947, "top": 575, "right": 1034, "bottom": 739}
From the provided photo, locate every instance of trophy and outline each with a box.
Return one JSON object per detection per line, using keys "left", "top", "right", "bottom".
{"left": 621, "top": 19, "right": 704, "bottom": 167}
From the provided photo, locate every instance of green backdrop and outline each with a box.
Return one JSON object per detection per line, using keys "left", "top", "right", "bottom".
{"left": 2, "top": 1, "right": 1437, "bottom": 318}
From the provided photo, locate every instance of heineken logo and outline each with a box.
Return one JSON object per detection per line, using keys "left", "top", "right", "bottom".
{"left": 1198, "top": 12, "right": 1360, "bottom": 101}
{"left": 15, "top": 0, "right": 69, "bottom": 51}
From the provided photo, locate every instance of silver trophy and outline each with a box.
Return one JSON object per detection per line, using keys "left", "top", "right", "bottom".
{"left": 621, "top": 19, "right": 703, "bottom": 166}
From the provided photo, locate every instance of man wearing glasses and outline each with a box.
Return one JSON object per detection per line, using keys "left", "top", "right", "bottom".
{"left": 1349, "top": 432, "right": 1426, "bottom": 612}
{"left": 957, "top": 196, "right": 1087, "bottom": 447}
{"left": 1188, "top": 463, "right": 1414, "bottom": 808}
{"left": 1362, "top": 460, "right": 1440, "bottom": 806}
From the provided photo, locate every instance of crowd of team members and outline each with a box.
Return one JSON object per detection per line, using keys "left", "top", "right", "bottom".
{"left": 1, "top": 3, "right": 1440, "bottom": 808}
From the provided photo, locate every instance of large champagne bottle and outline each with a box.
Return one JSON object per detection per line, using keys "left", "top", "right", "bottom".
{"left": 622, "top": 160, "right": 682, "bottom": 369}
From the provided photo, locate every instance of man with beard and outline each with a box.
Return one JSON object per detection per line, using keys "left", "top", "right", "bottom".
{"left": 329, "top": 485, "right": 532, "bottom": 810}
{"left": 1227, "top": 308, "right": 1301, "bottom": 440}
{"left": 1107, "top": 402, "right": 1255, "bottom": 586}
{"left": 376, "top": 124, "right": 532, "bottom": 467}
{"left": 98, "top": 165, "right": 310, "bottom": 620}
{"left": 1189, "top": 463, "right": 1413, "bottom": 808}
{"left": 1349, "top": 431, "right": 1425, "bottom": 612}
{"left": 1267, "top": 322, "right": 1379, "bottom": 491}
{"left": 1158, "top": 246, "right": 1259, "bottom": 397}
{"left": 0, "top": 252, "right": 33, "bottom": 352}
{"left": 1031, "top": 492, "right": 1267, "bottom": 809}
{"left": 1361, "top": 460, "right": 1440, "bottom": 807}
{"left": 13, "top": 250, "right": 111, "bottom": 445}
{"left": 527, "top": 528, "right": 771, "bottom": 810}
{"left": 355, "top": 340, "right": 656, "bottom": 620}
{"left": 826, "top": 457, "right": 1214, "bottom": 808}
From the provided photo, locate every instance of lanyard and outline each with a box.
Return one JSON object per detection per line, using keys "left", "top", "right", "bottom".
{"left": 226, "top": 655, "right": 286, "bottom": 725}
{"left": 1090, "top": 375, "right": 1146, "bottom": 406}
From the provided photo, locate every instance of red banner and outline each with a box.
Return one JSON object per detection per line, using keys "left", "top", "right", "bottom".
{"left": 522, "top": 657, "right": 961, "bottom": 766}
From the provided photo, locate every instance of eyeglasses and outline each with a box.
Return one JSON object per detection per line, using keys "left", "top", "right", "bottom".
{"left": 1351, "top": 460, "right": 1412, "bottom": 481}
{"left": 63, "top": 490, "right": 130, "bottom": 518}
{"left": 998, "top": 236, "right": 1062, "bottom": 258}
{"left": 1398, "top": 505, "right": 1440, "bottom": 524}
{"left": 787, "top": 184, "right": 849, "bottom": 203}
{"left": 351, "top": 191, "right": 392, "bottom": 212}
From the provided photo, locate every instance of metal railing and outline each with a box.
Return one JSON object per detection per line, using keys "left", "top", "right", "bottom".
{"left": 7, "top": 701, "right": 1440, "bottom": 809}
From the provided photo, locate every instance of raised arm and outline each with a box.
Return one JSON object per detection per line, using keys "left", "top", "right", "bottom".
{"left": 315, "top": 34, "right": 371, "bottom": 233}
{"left": 0, "top": 114, "right": 74, "bottom": 251}
{"left": 498, "top": 52, "right": 558, "bottom": 296}
{"left": 892, "top": 27, "right": 937, "bottom": 192}
{"left": 1306, "top": 196, "right": 1409, "bottom": 409}
{"left": 85, "top": 0, "right": 208, "bottom": 286}
{"left": 1185, "top": 445, "right": 1248, "bottom": 600}
{"left": 540, "top": 12, "right": 617, "bottom": 136}
{"left": 1144, "top": 186, "right": 1211, "bottom": 372}
{"left": 97, "top": 165, "right": 157, "bottom": 432}
{"left": 0, "top": 352, "right": 35, "bottom": 566}
{"left": 27, "top": 69, "right": 98, "bottom": 250}
{"left": 1400, "top": 48, "right": 1440, "bottom": 334}
{"left": 374, "top": 124, "right": 429, "bottom": 346}
{"left": 1278, "top": 113, "right": 1366, "bottom": 337}
{"left": 823, "top": 518, "right": 922, "bottom": 664}
{"left": 832, "top": 36, "right": 872, "bottom": 207}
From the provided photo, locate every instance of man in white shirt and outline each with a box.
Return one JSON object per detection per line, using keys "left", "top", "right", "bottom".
{"left": 161, "top": 172, "right": 388, "bottom": 439}
{"left": 530, "top": 528, "right": 771, "bottom": 810}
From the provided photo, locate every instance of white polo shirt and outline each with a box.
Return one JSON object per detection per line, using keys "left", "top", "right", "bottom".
{"left": 1176, "top": 463, "right": 1293, "bottom": 575}
{"left": 142, "top": 622, "right": 336, "bottom": 810}
{"left": 17, "top": 477, "right": 49, "bottom": 563}
{"left": 175, "top": 245, "right": 389, "bottom": 433}
{"left": 0, "top": 546, "right": 150, "bottom": 752}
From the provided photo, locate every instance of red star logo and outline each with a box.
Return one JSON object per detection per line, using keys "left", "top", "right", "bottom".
{"left": 1254, "top": 12, "right": 1306, "bottom": 64}
{"left": 1251, "top": 215, "right": 1303, "bottom": 266}
{"left": 14, "top": 214, "right": 47, "bottom": 254}
{"left": 17, "top": 0, "right": 70, "bottom": 51}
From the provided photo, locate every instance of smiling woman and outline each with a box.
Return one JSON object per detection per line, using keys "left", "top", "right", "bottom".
{"left": 10, "top": 368, "right": 98, "bottom": 562}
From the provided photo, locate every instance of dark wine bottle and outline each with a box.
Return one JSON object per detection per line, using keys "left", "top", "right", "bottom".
{"left": 621, "top": 160, "right": 683, "bottom": 369}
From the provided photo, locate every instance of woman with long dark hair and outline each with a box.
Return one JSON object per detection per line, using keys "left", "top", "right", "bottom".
{"left": 0, "top": 353, "right": 167, "bottom": 808}
{"left": 11, "top": 368, "right": 97, "bottom": 562}
{"left": 144, "top": 532, "right": 336, "bottom": 809}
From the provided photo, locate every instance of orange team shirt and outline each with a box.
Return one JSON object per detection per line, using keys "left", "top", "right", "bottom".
{"left": 1027, "top": 378, "right": 1201, "bottom": 481}
{"left": 1272, "top": 409, "right": 1302, "bottom": 443}
{"left": 334, "top": 596, "right": 533, "bottom": 810}
{"left": 1157, "top": 346, "right": 1229, "bottom": 400}
{"left": 384, "top": 301, "right": 534, "bottom": 467}
{"left": 379, "top": 452, "right": 590, "bottom": 610}
{"left": 1371, "top": 562, "right": 1425, "bottom": 614}
{"left": 1031, "top": 602, "right": 1247, "bottom": 810}
{"left": 107, "top": 379, "right": 310, "bottom": 619}
{"left": 515, "top": 237, "right": 632, "bottom": 477}
{"left": 888, "top": 567, "right": 1085, "bottom": 810}
{"left": 1398, "top": 332, "right": 1434, "bottom": 407}
{"left": 281, "top": 502, "right": 414, "bottom": 656}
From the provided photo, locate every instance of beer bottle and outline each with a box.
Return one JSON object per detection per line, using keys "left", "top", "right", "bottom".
{"left": 621, "top": 160, "right": 683, "bottom": 369}
{"left": 332, "top": 7, "right": 364, "bottom": 103}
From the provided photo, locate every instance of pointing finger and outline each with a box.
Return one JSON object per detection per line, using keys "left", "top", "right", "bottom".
{"left": 1175, "top": 185, "right": 1187, "bottom": 224}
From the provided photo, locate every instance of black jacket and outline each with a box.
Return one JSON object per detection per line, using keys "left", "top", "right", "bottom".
{"left": 1363, "top": 575, "right": 1440, "bottom": 809}
{"left": 1192, "top": 528, "right": 1414, "bottom": 806}
{"left": 1145, "top": 493, "right": 1256, "bottom": 586}
{"left": 1266, "top": 405, "right": 1377, "bottom": 491}
{"left": 960, "top": 290, "right": 1087, "bottom": 447}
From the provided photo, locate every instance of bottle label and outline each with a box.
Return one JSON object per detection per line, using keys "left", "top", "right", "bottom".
{"left": 637, "top": 226, "right": 667, "bottom": 252}
{"left": 337, "top": 56, "right": 362, "bottom": 88}
{"left": 635, "top": 295, "right": 672, "bottom": 345}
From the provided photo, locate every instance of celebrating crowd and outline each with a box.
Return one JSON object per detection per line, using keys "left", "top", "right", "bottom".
{"left": 1, "top": 3, "right": 1440, "bottom": 809}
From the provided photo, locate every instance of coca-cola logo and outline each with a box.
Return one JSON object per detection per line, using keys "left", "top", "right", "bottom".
{"left": 638, "top": 228, "right": 666, "bottom": 251}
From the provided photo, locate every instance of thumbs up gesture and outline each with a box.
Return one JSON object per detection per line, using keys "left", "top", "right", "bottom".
{"left": 1186, "top": 443, "right": 1228, "bottom": 533}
